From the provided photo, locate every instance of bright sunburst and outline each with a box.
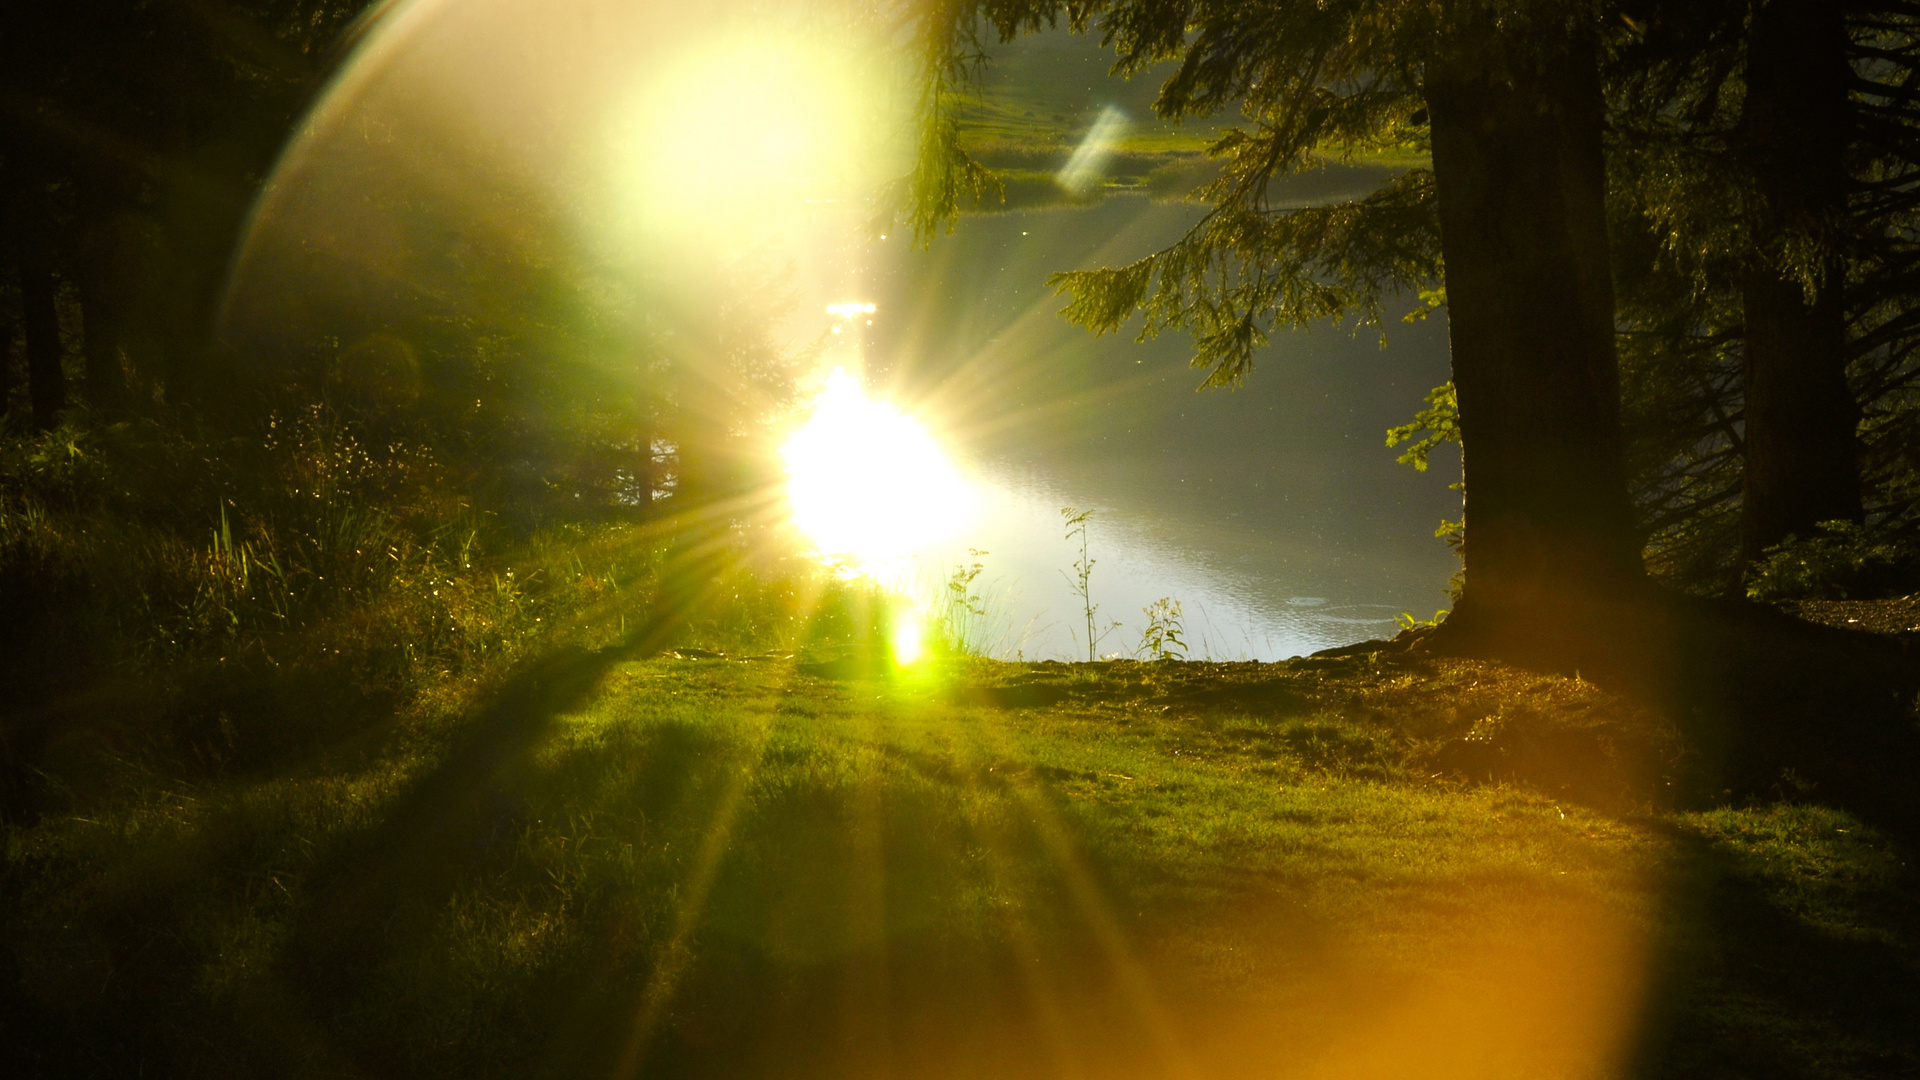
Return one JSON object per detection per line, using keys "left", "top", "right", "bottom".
{"left": 782, "top": 369, "right": 975, "bottom": 567}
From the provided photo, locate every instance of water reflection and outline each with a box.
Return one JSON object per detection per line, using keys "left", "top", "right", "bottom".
{"left": 894, "top": 460, "right": 1425, "bottom": 661}
{"left": 838, "top": 194, "right": 1461, "bottom": 660}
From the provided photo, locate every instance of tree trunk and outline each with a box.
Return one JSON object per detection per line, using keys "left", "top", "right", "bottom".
{"left": 1737, "top": 0, "right": 1858, "bottom": 565}
{"left": 1, "top": 268, "right": 17, "bottom": 420}
{"left": 1424, "top": 29, "right": 1645, "bottom": 657}
{"left": 77, "top": 274, "right": 127, "bottom": 411}
{"left": 74, "top": 214, "right": 144, "bottom": 413}
{"left": 20, "top": 259, "right": 67, "bottom": 431}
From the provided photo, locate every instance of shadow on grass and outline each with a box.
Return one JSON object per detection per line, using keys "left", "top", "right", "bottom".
{"left": 1633, "top": 819, "right": 1920, "bottom": 1079}
{"left": 1427, "top": 591, "right": 1920, "bottom": 837}
{"left": 6, "top": 595, "right": 1919, "bottom": 1078}
{"left": 0, "top": 533, "right": 734, "bottom": 1076}
{"left": 0, "top": 633, "right": 656, "bottom": 1078}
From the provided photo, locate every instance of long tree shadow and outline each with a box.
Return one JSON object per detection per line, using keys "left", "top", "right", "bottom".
{"left": 0, "top": 632, "right": 658, "bottom": 1079}
{"left": 278, "top": 641, "right": 629, "bottom": 1002}
{"left": 1429, "top": 590, "right": 1920, "bottom": 837}
{"left": 271, "top": 533, "right": 741, "bottom": 1066}
{"left": 1632, "top": 819, "right": 1920, "bottom": 1079}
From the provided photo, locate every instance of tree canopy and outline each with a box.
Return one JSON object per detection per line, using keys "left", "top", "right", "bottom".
{"left": 906, "top": 0, "right": 1920, "bottom": 618}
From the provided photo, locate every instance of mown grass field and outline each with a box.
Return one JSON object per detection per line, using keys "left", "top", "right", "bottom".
{"left": 6, "top": 643, "right": 1914, "bottom": 1079}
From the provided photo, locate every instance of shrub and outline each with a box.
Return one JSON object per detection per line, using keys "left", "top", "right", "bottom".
{"left": 1744, "top": 520, "right": 1920, "bottom": 602}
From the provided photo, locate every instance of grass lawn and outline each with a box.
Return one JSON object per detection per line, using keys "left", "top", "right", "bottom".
{"left": 5, "top": 648, "right": 1914, "bottom": 1079}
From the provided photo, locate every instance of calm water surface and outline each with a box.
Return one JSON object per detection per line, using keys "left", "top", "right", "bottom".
{"left": 849, "top": 196, "right": 1462, "bottom": 660}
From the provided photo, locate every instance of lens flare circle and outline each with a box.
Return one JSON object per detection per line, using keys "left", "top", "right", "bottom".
{"left": 783, "top": 370, "right": 974, "bottom": 566}
{"left": 611, "top": 23, "right": 893, "bottom": 250}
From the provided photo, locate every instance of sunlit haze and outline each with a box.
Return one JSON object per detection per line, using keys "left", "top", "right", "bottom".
{"left": 218, "top": 0, "right": 1460, "bottom": 662}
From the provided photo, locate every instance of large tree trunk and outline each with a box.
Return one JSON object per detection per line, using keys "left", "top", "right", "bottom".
{"left": 1, "top": 268, "right": 17, "bottom": 420}
{"left": 74, "top": 215, "right": 145, "bottom": 413}
{"left": 20, "top": 258, "right": 67, "bottom": 432}
{"left": 76, "top": 274, "right": 127, "bottom": 411}
{"left": 1737, "top": 0, "right": 1858, "bottom": 565}
{"left": 1423, "top": 29, "right": 1646, "bottom": 661}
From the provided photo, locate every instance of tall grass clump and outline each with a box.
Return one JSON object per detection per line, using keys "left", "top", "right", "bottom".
{"left": 926, "top": 548, "right": 1023, "bottom": 658}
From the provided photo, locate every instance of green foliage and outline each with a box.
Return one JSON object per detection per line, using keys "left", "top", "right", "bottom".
{"left": 1396, "top": 608, "right": 1449, "bottom": 631}
{"left": 1386, "top": 382, "right": 1464, "bottom": 597}
{"left": 1136, "top": 596, "right": 1187, "bottom": 661}
{"left": 1384, "top": 381, "right": 1458, "bottom": 473}
{"left": 1053, "top": 171, "right": 1441, "bottom": 387}
{"left": 800, "top": 574, "right": 899, "bottom": 656}
{"left": 1743, "top": 520, "right": 1920, "bottom": 602}
{"left": 0, "top": 411, "right": 666, "bottom": 723}
{"left": 905, "top": 0, "right": 1445, "bottom": 388}
{"left": 1400, "top": 284, "right": 1447, "bottom": 323}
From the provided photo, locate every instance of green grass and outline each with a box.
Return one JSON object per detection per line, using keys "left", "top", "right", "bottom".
{"left": 6, "top": 648, "right": 1914, "bottom": 1079}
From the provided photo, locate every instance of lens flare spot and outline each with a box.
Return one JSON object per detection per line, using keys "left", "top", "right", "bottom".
{"left": 782, "top": 370, "right": 974, "bottom": 567}
{"left": 890, "top": 617, "right": 924, "bottom": 666}
{"left": 1056, "top": 105, "right": 1128, "bottom": 195}
{"left": 612, "top": 26, "right": 896, "bottom": 247}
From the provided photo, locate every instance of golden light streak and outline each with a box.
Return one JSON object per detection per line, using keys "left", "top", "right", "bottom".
{"left": 958, "top": 708, "right": 1202, "bottom": 1080}
{"left": 611, "top": 710, "right": 775, "bottom": 1080}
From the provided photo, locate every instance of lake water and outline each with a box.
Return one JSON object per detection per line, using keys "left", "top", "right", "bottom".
{"left": 844, "top": 196, "right": 1462, "bottom": 660}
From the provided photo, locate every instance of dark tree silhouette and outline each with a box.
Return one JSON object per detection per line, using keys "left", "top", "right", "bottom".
{"left": 0, "top": 1, "right": 373, "bottom": 419}
{"left": 1735, "top": 0, "right": 1861, "bottom": 563}
{"left": 1611, "top": 1, "right": 1920, "bottom": 590}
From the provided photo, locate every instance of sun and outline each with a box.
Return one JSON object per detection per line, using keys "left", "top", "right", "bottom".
{"left": 782, "top": 370, "right": 976, "bottom": 567}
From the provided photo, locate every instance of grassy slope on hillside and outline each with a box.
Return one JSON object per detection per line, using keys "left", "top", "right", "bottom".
{"left": 5, "top": 650, "right": 1914, "bottom": 1080}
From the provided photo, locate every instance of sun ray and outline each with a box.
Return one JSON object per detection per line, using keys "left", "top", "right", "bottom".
{"left": 936, "top": 722, "right": 1097, "bottom": 1080}
{"left": 611, "top": 706, "right": 776, "bottom": 1080}
{"left": 956, "top": 706, "right": 1203, "bottom": 1080}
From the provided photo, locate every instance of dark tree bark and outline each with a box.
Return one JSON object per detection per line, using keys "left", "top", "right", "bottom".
{"left": 1424, "top": 29, "right": 1646, "bottom": 649}
{"left": 74, "top": 209, "right": 140, "bottom": 412}
{"left": 76, "top": 278, "right": 126, "bottom": 410}
{"left": 1737, "top": 0, "right": 1859, "bottom": 565}
{"left": 1, "top": 267, "right": 17, "bottom": 419}
{"left": 1411, "top": 24, "right": 1920, "bottom": 820}
{"left": 20, "top": 258, "right": 67, "bottom": 431}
